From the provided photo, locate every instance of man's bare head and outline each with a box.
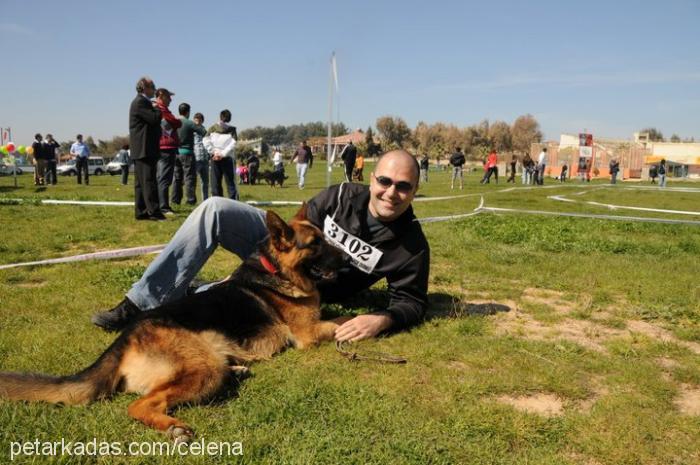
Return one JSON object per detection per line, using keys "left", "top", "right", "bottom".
{"left": 369, "top": 150, "right": 420, "bottom": 222}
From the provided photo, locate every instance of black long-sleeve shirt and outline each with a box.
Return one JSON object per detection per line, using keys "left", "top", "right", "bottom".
{"left": 307, "top": 183, "right": 430, "bottom": 330}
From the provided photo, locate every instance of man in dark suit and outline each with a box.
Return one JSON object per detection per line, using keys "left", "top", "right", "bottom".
{"left": 129, "top": 77, "right": 165, "bottom": 220}
{"left": 340, "top": 141, "right": 357, "bottom": 182}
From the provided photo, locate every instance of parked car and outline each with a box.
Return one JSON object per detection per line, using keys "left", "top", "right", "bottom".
{"left": 106, "top": 158, "right": 134, "bottom": 176}
{"left": 57, "top": 157, "right": 106, "bottom": 176}
{"left": 0, "top": 162, "right": 23, "bottom": 175}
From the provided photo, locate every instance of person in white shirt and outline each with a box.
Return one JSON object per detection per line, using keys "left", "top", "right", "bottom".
{"left": 272, "top": 148, "right": 283, "bottom": 172}
{"left": 536, "top": 147, "right": 547, "bottom": 185}
{"left": 203, "top": 109, "right": 238, "bottom": 200}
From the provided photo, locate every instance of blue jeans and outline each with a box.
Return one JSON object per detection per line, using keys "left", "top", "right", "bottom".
{"left": 157, "top": 150, "right": 176, "bottom": 210}
{"left": 196, "top": 160, "right": 210, "bottom": 201}
{"left": 126, "top": 197, "right": 268, "bottom": 310}
{"left": 296, "top": 163, "right": 308, "bottom": 188}
{"left": 659, "top": 174, "right": 666, "bottom": 187}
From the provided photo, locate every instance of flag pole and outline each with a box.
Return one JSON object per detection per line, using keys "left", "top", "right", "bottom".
{"left": 326, "top": 52, "right": 334, "bottom": 188}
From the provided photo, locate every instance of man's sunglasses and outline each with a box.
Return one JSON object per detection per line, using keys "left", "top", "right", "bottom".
{"left": 373, "top": 174, "right": 414, "bottom": 193}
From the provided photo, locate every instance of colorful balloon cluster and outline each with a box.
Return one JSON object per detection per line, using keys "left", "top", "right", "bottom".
{"left": 1, "top": 143, "right": 28, "bottom": 155}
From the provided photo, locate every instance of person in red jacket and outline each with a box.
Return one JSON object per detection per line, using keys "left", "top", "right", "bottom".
{"left": 481, "top": 150, "right": 498, "bottom": 184}
{"left": 155, "top": 88, "right": 182, "bottom": 215}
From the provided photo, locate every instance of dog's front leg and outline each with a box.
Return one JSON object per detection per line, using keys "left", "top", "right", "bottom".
{"left": 293, "top": 321, "right": 338, "bottom": 349}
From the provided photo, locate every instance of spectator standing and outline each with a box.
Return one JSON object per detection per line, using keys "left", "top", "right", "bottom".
{"left": 560, "top": 163, "right": 568, "bottom": 182}
{"left": 291, "top": 140, "right": 313, "bottom": 189}
{"left": 535, "top": 147, "right": 547, "bottom": 185}
{"left": 247, "top": 153, "right": 260, "bottom": 185}
{"left": 420, "top": 154, "right": 429, "bottom": 183}
{"left": 204, "top": 109, "right": 238, "bottom": 200}
{"left": 658, "top": 159, "right": 667, "bottom": 188}
{"left": 31, "top": 133, "right": 45, "bottom": 186}
{"left": 481, "top": 150, "right": 498, "bottom": 184}
{"left": 507, "top": 155, "right": 517, "bottom": 183}
{"left": 192, "top": 113, "right": 210, "bottom": 201}
{"left": 174, "top": 103, "right": 204, "bottom": 206}
{"left": 522, "top": 153, "right": 535, "bottom": 184}
{"left": 609, "top": 159, "right": 620, "bottom": 184}
{"left": 353, "top": 153, "right": 365, "bottom": 182}
{"left": 43, "top": 134, "right": 60, "bottom": 185}
{"left": 154, "top": 88, "right": 182, "bottom": 215}
{"left": 649, "top": 164, "right": 658, "bottom": 184}
{"left": 70, "top": 134, "right": 90, "bottom": 185}
{"left": 115, "top": 144, "right": 131, "bottom": 185}
{"left": 340, "top": 141, "right": 357, "bottom": 182}
{"left": 129, "top": 76, "right": 164, "bottom": 221}
{"left": 272, "top": 147, "right": 283, "bottom": 171}
{"left": 449, "top": 147, "right": 466, "bottom": 189}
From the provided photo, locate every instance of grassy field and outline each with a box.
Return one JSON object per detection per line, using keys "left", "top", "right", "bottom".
{"left": 1, "top": 165, "right": 699, "bottom": 464}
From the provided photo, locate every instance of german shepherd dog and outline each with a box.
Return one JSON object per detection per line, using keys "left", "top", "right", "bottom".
{"left": 259, "top": 169, "right": 289, "bottom": 187}
{"left": 0, "top": 205, "right": 345, "bottom": 442}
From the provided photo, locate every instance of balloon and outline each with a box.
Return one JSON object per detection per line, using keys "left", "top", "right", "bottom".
{"left": 0, "top": 147, "right": 7, "bottom": 155}
{"left": 27, "top": 146, "right": 34, "bottom": 156}
{"left": 6, "top": 142, "right": 15, "bottom": 152}
{"left": 18, "top": 145, "right": 26, "bottom": 154}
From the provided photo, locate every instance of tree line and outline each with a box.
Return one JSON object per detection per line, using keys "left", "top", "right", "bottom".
{"left": 50, "top": 119, "right": 693, "bottom": 162}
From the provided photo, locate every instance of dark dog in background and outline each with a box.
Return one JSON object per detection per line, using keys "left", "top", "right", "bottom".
{"left": 0, "top": 205, "right": 345, "bottom": 443}
{"left": 259, "top": 169, "right": 288, "bottom": 187}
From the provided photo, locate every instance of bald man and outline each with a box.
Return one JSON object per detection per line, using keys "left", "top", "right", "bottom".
{"left": 93, "top": 150, "right": 430, "bottom": 341}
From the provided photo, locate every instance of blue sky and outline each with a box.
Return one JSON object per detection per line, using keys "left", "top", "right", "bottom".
{"left": 1, "top": 0, "right": 699, "bottom": 146}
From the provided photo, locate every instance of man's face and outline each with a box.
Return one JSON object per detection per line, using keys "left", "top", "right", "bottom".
{"left": 143, "top": 81, "right": 156, "bottom": 98}
{"left": 368, "top": 153, "right": 418, "bottom": 222}
{"left": 158, "top": 93, "right": 171, "bottom": 106}
{"left": 193, "top": 117, "right": 202, "bottom": 125}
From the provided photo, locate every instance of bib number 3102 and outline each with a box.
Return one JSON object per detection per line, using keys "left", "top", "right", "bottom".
{"left": 323, "top": 216, "right": 383, "bottom": 274}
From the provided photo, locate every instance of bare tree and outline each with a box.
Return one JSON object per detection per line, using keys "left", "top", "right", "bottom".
{"left": 376, "top": 116, "right": 412, "bottom": 149}
{"left": 511, "top": 114, "right": 542, "bottom": 153}
{"left": 489, "top": 120, "right": 512, "bottom": 153}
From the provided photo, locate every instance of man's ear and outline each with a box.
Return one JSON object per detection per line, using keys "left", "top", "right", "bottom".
{"left": 266, "top": 210, "right": 294, "bottom": 251}
{"left": 293, "top": 202, "right": 308, "bottom": 222}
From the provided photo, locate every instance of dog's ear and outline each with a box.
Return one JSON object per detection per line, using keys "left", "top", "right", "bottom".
{"left": 266, "top": 210, "right": 294, "bottom": 251}
{"left": 293, "top": 202, "right": 309, "bottom": 221}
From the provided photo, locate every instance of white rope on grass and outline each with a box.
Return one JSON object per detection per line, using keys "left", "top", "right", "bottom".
{"left": 0, "top": 244, "right": 166, "bottom": 271}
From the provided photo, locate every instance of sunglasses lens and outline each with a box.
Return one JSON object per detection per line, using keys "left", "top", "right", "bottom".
{"left": 376, "top": 176, "right": 393, "bottom": 187}
{"left": 375, "top": 175, "right": 413, "bottom": 192}
{"left": 395, "top": 182, "right": 413, "bottom": 192}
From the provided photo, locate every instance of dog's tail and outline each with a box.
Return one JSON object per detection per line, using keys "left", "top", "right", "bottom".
{"left": 0, "top": 336, "right": 126, "bottom": 405}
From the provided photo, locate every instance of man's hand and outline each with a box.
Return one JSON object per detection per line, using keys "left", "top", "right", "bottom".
{"left": 334, "top": 312, "right": 393, "bottom": 342}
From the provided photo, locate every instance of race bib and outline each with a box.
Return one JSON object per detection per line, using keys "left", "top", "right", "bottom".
{"left": 323, "top": 216, "right": 383, "bottom": 274}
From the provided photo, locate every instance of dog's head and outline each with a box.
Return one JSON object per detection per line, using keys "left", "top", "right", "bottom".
{"left": 265, "top": 204, "right": 345, "bottom": 289}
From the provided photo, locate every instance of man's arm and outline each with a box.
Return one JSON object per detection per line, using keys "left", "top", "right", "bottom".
{"left": 133, "top": 99, "right": 161, "bottom": 126}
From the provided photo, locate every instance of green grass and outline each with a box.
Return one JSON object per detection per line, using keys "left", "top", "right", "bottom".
{"left": 1, "top": 165, "right": 699, "bottom": 464}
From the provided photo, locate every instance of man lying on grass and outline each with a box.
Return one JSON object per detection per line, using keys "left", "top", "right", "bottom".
{"left": 93, "top": 150, "right": 430, "bottom": 342}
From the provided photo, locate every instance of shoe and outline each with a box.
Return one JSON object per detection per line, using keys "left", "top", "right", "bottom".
{"left": 149, "top": 213, "right": 167, "bottom": 221}
{"left": 91, "top": 298, "right": 141, "bottom": 332}
{"left": 162, "top": 208, "right": 175, "bottom": 216}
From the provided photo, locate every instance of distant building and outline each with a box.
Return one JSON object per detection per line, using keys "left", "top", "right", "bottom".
{"left": 532, "top": 134, "right": 700, "bottom": 179}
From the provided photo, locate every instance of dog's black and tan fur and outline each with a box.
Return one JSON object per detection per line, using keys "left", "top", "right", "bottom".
{"left": 0, "top": 205, "right": 345, "bottom": 442}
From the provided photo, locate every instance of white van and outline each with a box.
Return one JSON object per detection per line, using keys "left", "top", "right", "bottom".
{"left": 57, "top": 157, "right": 106, "bottom": 176}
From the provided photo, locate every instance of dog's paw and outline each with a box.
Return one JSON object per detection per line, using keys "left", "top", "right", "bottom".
{"left": 167, "top": 425, "right": 195, "bottom": 444}
{"left": 229, "top": 365, "right": 250, "bottom": 378}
